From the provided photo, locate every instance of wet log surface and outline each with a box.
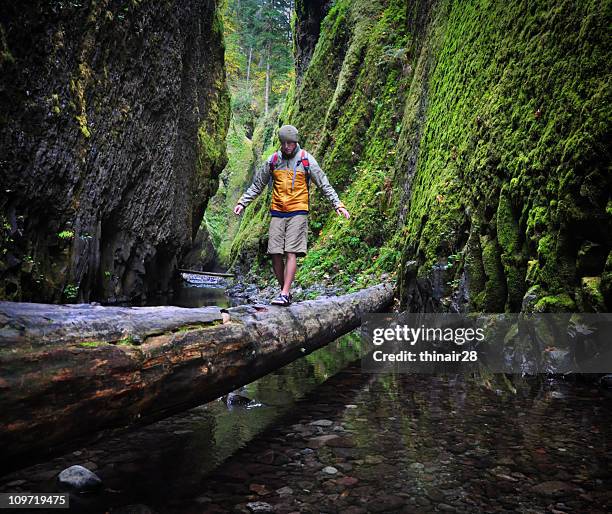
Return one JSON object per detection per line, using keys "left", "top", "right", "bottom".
{"left": 0, "top": 283, "right": 393, "bottom": 470}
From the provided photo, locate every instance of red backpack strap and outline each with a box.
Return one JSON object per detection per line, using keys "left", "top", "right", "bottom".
{"left": 300, "top": 150, "right": 311, "bottom": 185}
{"left": 269, "top": 151, "right": 280, "bottom": 172}
{"left": 300, "top": 149, "right": 310, "bottom": 168}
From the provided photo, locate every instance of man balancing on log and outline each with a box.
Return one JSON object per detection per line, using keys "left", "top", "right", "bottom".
{"left": 234, "top": 125, "right": 350, "bottom": 306}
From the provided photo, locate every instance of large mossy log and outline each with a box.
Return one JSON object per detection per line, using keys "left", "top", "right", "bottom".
{"left": 0, "top": 283, "right": 393, "bottom": 467}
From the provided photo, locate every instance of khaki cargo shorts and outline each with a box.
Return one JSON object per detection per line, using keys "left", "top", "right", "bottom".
{"left": 267, "top": 214, "right": 308, "bottom": 256}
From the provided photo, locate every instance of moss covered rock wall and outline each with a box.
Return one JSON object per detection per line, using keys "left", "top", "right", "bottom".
{"left": 230, "top": 0, "right": 610, "bottom": 312}
{"left": 0, "top": 0, "right": 230, "bottom": 303}
{"left": 395, "top": 0, "right": 611, "bottom": 313}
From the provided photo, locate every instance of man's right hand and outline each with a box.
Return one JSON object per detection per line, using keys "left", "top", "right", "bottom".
{"left": 233, "top": 204, "right": 244, "bottom": 216}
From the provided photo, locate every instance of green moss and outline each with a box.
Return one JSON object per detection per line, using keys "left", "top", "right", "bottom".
{"left": 0, "top": 23, "right": 15, "bottom": 69}
{"left": 577, "top": 276, "right": 605, "bottom": 312}
{"left": 480, "top": 235, "right": 507, "bottom": 312}
{"left": 63, "top": 283, "right": 79, "bottom": 301}
{"left": 172, "top": 321, "right": 222, "bottom": 333}
{"left": 77, "top": 341, "right": 108, "bottom": 348}
{"left": 464, "top": 221, "right": 486, "bottom": 305}
{"left": 395, "top": 0, "right": 610, "bottom": 311}
{"left": 534, "top": 293, "right": 576, "bottom": 313}
{"left": 117, "top": 335, "right": 137, "bottom": 346}
{"left": 205, "top": 121, "right": 255, "bottom": 265}
{"left": 496, "top": 187, "right": 520, "bottom": 256}
{"left": 57, "top": 230, "right": 74, "bottom": 240}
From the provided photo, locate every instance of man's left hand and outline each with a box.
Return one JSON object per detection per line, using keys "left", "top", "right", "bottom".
{"left": 336, "top": 207, "right": 350, "bottom": 219}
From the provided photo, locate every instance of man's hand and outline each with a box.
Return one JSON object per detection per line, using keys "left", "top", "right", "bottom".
{"left": 233, "top": 204, "right": 244, "bottom": 216}
{"left": 336, "top": 207, "right": 350, "bottom": 219}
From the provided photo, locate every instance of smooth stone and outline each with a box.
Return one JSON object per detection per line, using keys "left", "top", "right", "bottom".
{"left": 310, "top": 419, "right": 333, "bottom": 427}
{"left": 249, "top": 483, "right": 271, "bottom": 496}
{"left": 336, "top": 462, "right": 353, "bottom": 472}
{"left": 57, "top": 465, "right": 102, "bottom": 492}
{"left": 335, "top": 476, "right": 359, "bottom": 487}
{"left": 307, "top": 435, "right": 340, "bottom": 448}
{"left": 426, "top": 489, "right": 446, "bottom": 502}
{"left": 326, "top": 436, "right": 355, "bottom": 448}
{"left": 322, "top": 466, "right": 338, "bottom": 475}
{"left": 227, "top": 392, "right": 252, "bottom": 406}
{"left": 276, "top": 486, "right": 293, "bottom": 496}
{"left": 246, "top": 501, "right": 274, "bottom": 513}
{"left": 367, "top": 494, "right": 405, "bottom": 512}
{"left": 531, "top": 481, "right": 575, "bottom": 496}
{"left": 364, "top": 455, "right": 384, "bottom": 465}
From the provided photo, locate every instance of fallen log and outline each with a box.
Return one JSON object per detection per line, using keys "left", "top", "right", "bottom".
{"left": 0, "top": 283, "right": 393, "bottom": 469}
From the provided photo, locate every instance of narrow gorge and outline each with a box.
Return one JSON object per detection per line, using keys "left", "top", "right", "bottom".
{"left": 229, "top": 0, "right": 611, "bottom": 314}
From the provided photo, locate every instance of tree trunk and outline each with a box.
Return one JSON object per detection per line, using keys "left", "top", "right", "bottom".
{"left": 246, "top": 46, "right": 252, "bottom": 86}
{"left": 264, "top": 48, "right": 270, "bottom": 115}
{"left": 0, "top": 283, "right": 394, "bottom": 470}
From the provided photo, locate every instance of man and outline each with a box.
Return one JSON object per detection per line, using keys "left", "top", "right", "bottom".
{"left": 233, "top": 125, "right": 350, "bottom": 306}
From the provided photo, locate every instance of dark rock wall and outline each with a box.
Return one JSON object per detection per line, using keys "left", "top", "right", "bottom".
{"left": 0, "top": 0, "right": 230, "bottom": 303}
{"left": 294, "top": 0, "right": 333, "bottom": 83}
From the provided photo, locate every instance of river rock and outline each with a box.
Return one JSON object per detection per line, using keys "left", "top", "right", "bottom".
{"left": 322, "top": 466, "right": 338, "bottom": 475}
{"left": 246, "top": 501, "right": 274, "bottom": 513}
{"left": 57, "top": 465, "right": 102, "bottom": 492}
{"left": 364, "top": 455, "right": 385, "bottom": 465}
{"left": 531, "top": 481, "right": 576, "bottom": 496}
{"left": 310, "top": 419, "right": 333, "bottom": 427}
{"left": 307, "top": 435, "right": 339, "bottom": 448}
{"left": 227, "top": 392, "right": 252, "bottom": 406}
{"left": 367, "top": 494, "right": 405, "bottom": 512}
{"left": 425, "top": 489, "right": 446, "bottom": 502}
{"left": 326, "top": 436, "right": 355, "bottom": 448}
{"left": 335, "top": 476, "right": 359, "bottom": 487}
{"left": 249, "top": 483, "right": 271, "bottom": 496}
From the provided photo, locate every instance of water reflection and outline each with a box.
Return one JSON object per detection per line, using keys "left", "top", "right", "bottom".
{"left": 161, "top": 372, "right": 611, "bottom": 513}
{"left": 146, "top": 275, "right": 239, "bottom": 308}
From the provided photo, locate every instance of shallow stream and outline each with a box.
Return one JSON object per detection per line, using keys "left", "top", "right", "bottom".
{"left": 1, "top": 283, "right": 610, "bottom": 513}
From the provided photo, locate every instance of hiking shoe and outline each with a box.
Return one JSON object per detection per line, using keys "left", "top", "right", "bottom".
{"left": 271, "top": 293, "right": 291, "bottom": 306}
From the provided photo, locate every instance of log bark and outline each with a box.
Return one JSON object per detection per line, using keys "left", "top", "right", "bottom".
{"left": 0, "top": 283, "right": 393, "bottom": 469}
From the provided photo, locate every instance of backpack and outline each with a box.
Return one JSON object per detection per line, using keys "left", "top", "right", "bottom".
{"left": 268, "top": 149, "right": 311, "bottom": 189}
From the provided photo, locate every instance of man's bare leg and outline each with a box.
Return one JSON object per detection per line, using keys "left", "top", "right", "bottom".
{"left": 271, "top": 254, "right": 285, "bottom": 289}
{"left": 281, "top": 252, "right": 297, "bottom": 296}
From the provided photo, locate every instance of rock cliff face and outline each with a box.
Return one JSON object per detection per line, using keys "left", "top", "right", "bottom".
{"left": 232, "top": 0, "right": 610, "bottom": 313}
{"left": 0, "top": 0, "right": 229, "bottom": 303}
{"left": 294, "top": 0, "right": 333, "bottom": 83}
